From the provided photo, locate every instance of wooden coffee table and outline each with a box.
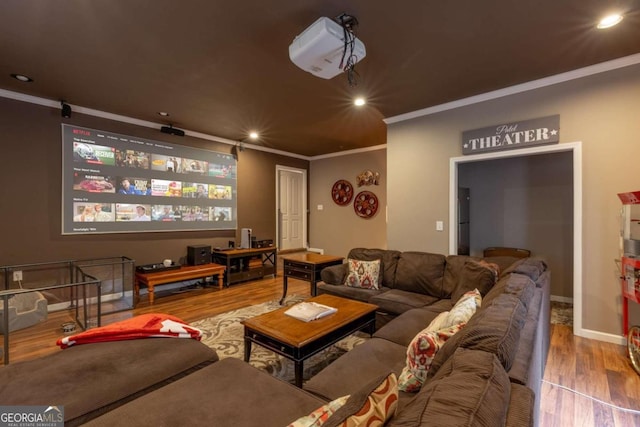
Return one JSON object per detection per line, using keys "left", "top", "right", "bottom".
{"left": 242, "top": 294, "right": 377, "bottom": 387}
{"left": 280, "top": 252, "right": 343, "bottom": 304}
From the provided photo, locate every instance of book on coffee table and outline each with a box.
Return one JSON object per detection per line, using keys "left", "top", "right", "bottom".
{"left": 284, "top": 302, "right": 337, "bottom": 322}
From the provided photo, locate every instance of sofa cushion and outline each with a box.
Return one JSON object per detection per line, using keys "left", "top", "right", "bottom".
{"left": 373, "top": 307, "right": 442, "bottom": 347}
{"left": 303, "top": 339, "right": 407, "bottom": 401}
{"left": 502, "top": 257, "right": 548, "bottom": 282}
{"left": 427, "top": 294, "right": 527, "bottom": 379}
{"left": 387, "top": 348, "right": 511, "bottom": 427}
{"left": 443, "top": 255, "right": 478, "bottom": 296}
{"left": 347, "top": 248, "right": 401, "bottom": 287}
{"left": 324, "top": 372, "right": 399, "bottom": 427}
{"left": 369, "top": 289, "right": 439, "bottom": 315}
{"left": 508, "top": 288, "right": 543, "bottom": 387}
{"left": 85, "top": 358, "right": 326, "bottom": 427}
{"left": 483, "top": 273, "right": 535, "bottom": 309}
{"left": 317, "top": 282, "right": 388, "bottom": 303}
{"left": 0, "top": 338, "right": 219, "bottom": 426}
{"left": 320, "top": 263, "right": 348, "bottom": 286}
{"left": 394, "top": 252, "right": 446, "bottom": 296}
{"left": 398, "top": 323, "right": 464, "bottom": 392}
{"left": 345, "top": 258, "right": 381, "bottom": 289}
{"left": 450, "top": 260, "right": 498, "bottom": 303}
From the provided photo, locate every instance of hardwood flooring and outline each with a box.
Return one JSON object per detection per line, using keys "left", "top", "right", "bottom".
{"left": 3, "top": 275, "right": 640, "bottom": 425}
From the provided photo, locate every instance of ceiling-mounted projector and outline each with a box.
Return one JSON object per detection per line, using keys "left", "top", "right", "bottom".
{"left": 289, "top": 17, "right": 366, "bottom": 79}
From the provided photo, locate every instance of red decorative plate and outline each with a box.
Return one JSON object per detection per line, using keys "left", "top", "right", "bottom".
{"left": 353, "top": 191, "right": 378, "bottom": 219}
{"left": 331, "top": 180, "right": 354, "bottom": 205}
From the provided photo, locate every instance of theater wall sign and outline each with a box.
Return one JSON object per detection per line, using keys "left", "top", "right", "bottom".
{"left": 462, "top": 115, "right": 559, "bottom": 155}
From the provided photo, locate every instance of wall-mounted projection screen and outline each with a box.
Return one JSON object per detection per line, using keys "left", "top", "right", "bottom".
{"left": 62, "top": 124, "right": 237, "bottom": 235}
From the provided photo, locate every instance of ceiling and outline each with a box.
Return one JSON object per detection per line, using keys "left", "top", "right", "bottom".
{"left": 2, "top": 1, "right": 640, "bottom": 157}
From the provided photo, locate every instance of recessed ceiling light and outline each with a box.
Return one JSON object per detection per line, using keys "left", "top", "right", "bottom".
{"left": 354, "top": 97, "right": 366, "bottom": 106}
{"left": 11, "top": 73, "right": 33, "bottom": 82}
{"left": 249, "top": 131, "right": 259, "bottom": 140}
{"left": 158, "top": 111, "right": 170, "bottom": 117}
{"left": 597, "top": 13, "right": 623, "bottom": 29}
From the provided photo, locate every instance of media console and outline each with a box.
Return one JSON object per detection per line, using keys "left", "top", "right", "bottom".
{"left": 211, "top": 247, "right": 277, "bottom": 287}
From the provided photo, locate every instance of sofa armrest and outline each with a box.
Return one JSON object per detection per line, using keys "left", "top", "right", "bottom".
{"left": 321, "top": 263, "right": 348, "bottom": 285}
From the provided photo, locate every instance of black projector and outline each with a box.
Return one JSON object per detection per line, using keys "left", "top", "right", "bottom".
{"left": 160, "top": 125, "right": 185, "bottom": 137}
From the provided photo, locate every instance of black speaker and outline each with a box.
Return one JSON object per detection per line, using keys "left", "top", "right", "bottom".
{"left": 187, "top": 245, "right": 211, "bottom": 266}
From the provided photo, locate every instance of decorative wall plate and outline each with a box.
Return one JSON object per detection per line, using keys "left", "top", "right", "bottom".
{"left": 353, "top": 191, "right": 378, "bottom": 219}
{"left": 331, "top": 179, "right": 354, "bottom": 205}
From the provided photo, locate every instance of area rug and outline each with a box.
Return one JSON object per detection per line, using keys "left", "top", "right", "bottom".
{"left": 550, "top": 301, "right": 573, "bottom": 326}
{"left": 190, "top": 295, "right": 368, "bottom": 384}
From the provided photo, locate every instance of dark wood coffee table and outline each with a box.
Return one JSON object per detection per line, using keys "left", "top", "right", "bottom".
{"left": 280, "top": 252, "right": 343, "bottom": 304}
{"left": 242, "top": 294, "right": 377, "bottom": 387}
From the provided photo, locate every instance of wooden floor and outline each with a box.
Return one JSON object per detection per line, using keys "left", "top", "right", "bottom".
{"left": 4, "top": 275, "right": 640, "bottom": 425}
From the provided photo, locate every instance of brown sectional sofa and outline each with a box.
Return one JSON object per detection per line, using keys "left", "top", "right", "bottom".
{"left": 307, "top": 248, "right": 550, "bottom": 426}
{"left": 0, "top": 248, "right": 550, "bottom": 426}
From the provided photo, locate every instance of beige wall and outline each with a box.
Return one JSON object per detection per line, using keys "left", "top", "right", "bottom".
{"left": 387, "top": 63, "right": 640, "bottom": 338}
{"left": 0, "top": 97, "right": 308, "bottom": 267}
{"left": 309, "top": 149, "right": 387, "bottom": 258}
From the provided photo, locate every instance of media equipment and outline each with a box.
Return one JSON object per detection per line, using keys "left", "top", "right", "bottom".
{"left": 187, "top": 245, "right": 211, "bottom": 265}
{"left": 160, "top": 125, "right": 185, "bottom": 136}
{"left": 289, "top": 16, "right": 366, "bottom": 79}
{"left": 240, "top": 228, "right": 252, "bottom": 249}
{"left": 136, "top": 263, "right": 181, "bottom": 273}
{"left": 252, "top": 239, "right": 273, "bottom": 249}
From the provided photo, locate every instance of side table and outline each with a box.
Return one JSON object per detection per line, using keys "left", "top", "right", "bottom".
{"left": 280, "top": 253, "right": 343, "bottom": 304}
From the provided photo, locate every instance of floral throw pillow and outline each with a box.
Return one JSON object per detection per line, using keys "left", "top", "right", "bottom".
{"left": 287, "top": 395, "right": 350, "bottom": 427}
{"left": 398, "top": 323, "right": 464, "bottom": 392}
{"left": 344, "top": 259, "right": 381, "bottom": 290}
{"left": 324, "top": 373, "right": 398, "bottom": 427}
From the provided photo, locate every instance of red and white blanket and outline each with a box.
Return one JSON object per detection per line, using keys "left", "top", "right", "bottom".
{"left": 56, "top": 313, "right": 203, "bottom": 349}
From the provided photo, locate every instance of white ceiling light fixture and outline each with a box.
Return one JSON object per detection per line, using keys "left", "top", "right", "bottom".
{"left": 597, "top": 13, "right": 623, "bottom": 29}
{"left": 249, "top": 131, "right": 259, "bottom": 140}
{"left": 158, "top": 111, "right": 170, "bottom": 117}
{"left": 11, "top": 73, "right": 33, "bottom": 82}
{"left": 354, "top": 97, "right": 366, "bottom": 106}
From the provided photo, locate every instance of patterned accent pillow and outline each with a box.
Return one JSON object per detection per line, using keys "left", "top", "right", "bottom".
{"left": 324, "top": 373, "right": 398, "bottom": 427}
{"left": 344, "top": 259, "right": 381, "bottom": 290}
{"left": 287, "top": 395, "right": 350, "bottom": 427}
{"left": 446, "top": 288, "right": 482, "bottom": 326}
{"left": 426, "top": 311, "right": 450, "bottom": 331}
{"left": 398, "top": 323, "right": 464, "bottom": 392}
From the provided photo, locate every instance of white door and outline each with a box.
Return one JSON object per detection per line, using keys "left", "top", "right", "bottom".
{"left": 278, "top": 167, "right": 305, "bottom": 251}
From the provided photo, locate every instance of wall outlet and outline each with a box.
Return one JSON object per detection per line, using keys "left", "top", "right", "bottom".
{"left": 13, "top": 270, "right": 23, "bottom": 281}
{"left": 436, "top": 221, "right": 444, "bottom": 232}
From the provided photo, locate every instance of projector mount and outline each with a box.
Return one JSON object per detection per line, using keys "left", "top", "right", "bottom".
{"left": 335, "top": 13, "right": 360, "bottom": 86}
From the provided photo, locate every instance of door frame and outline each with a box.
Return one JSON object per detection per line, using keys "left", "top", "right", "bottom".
{"left": 449, "top": 142, "right": 583, "bottom": 338}
{"left": 275, "top": 165, "right": 308, "bottom": 251}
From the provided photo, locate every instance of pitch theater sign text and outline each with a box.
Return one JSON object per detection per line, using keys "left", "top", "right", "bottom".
{"left": 462, "top": 115, "right": 559, "bottom": 155}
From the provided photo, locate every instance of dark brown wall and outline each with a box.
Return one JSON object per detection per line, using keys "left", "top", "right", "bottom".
{"left": 0, "top": 97, "right": 308, "bottom": 266}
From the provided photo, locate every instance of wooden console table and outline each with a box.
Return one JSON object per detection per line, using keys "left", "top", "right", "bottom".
{"left": 211, "top": 247, "right": 277, "bottom": 287}
{"left": 134, "top": 263, "right": 225, "bottom": 305}
{"left": 280, "top": 253, "right": 343, "bottom": 304}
